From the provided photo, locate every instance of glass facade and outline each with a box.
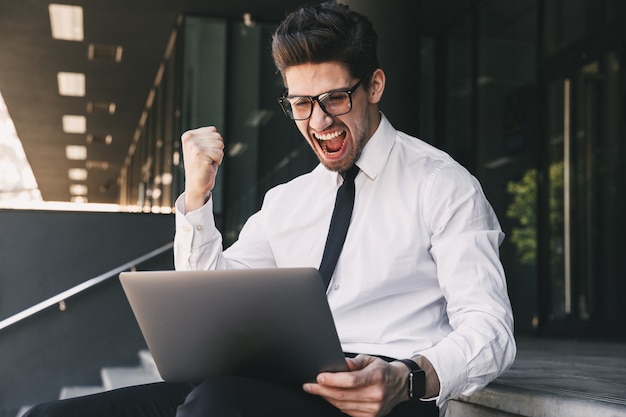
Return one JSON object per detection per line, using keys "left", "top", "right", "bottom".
{"left": 537, "top": 0, "right": 625, "bottom": 336}
{"left": 542, "top": 52, "right": 624, "bottom": 334}
{"left": 118, "top": 1, "right": 626, "bottom": 339}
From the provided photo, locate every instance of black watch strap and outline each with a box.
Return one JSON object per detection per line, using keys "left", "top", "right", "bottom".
{"left": 397, "top": 359, "right": 426, "bottom": 400}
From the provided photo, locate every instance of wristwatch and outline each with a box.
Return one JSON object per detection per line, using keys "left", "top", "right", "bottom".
{"left": 397, "top": 359, "right": 426, "bottom": 400}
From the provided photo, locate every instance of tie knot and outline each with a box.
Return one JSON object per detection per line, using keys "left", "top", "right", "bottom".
{"left": 341, "top": 164, "right": 360, "bottom": 183}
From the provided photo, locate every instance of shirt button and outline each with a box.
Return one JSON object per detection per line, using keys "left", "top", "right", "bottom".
{"left": 195, "top": 225, "right": 203, "bottom": 231}
{"left": 182, "top": 226, "right": 190, "bottom": 232}
{"left": 333, "top": 284, "right": 341, "bottom": 291}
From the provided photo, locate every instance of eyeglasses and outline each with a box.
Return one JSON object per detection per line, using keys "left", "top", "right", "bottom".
{"left": 278, "top": 80, "right": 363, "bottom": 121}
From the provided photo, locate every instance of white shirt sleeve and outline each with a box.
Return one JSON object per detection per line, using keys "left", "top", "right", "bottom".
{"left": 173, "top": 192, "right": 278, "bottom": 271}
{"left": 418, "top": 163, "right": 516, "bottom": 405}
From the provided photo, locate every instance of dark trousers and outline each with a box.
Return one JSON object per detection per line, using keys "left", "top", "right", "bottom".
{"left": 24, "top": 378, "right": 438, "bottom": 417}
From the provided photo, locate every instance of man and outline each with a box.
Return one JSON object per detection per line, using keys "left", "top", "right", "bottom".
{"left": 25, "top": 2, "right": 514, "bottom": 417}
{"left": 174, "top": 1, "right": 515, "bottom": 416}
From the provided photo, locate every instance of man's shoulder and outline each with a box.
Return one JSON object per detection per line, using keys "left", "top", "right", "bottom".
{"left": 395, "top": 131, "right": 452, "bottom": 161}
{"left": 392, "top": 130, "right": 461, "bottom": 177}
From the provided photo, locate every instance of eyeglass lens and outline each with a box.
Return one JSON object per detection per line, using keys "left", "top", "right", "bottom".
{"left": 284, "top": 91, "right": 352, "bottom": 120}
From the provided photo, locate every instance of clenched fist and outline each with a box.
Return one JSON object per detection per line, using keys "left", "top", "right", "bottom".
{"left": 181, "top": 126, "right": 225, "bottom": 212}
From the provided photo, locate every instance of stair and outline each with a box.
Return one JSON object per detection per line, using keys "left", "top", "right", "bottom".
{"left": 447, "top": 380, "right": 626, "bottom": 416}
{"left": 59, "top": 386, "right": 104, "bottom": 400}
{"left": 76, "top": 349, "right": 162, "bottom": 395}
{"left": 16, "top": 350, "right": 162, "bottom": 416}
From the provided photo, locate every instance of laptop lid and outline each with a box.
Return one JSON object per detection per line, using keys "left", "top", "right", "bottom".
{"left": 119, "top": 268, "right": 348, "bottom": 386}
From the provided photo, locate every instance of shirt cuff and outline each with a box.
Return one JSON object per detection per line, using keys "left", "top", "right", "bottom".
{"left": 416, "top": 337, "right": 468, "bottom": 407}
{"left": 175, "top": 192, "right": 217, "bottom": 251}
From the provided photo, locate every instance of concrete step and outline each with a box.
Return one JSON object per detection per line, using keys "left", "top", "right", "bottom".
{"left": 62, "top": 350, "right": 162, "bottom": 395}
{"left": 100, "top": 364, "right": 163, "bottom": 391}
{"left": 16, "top": 406, "right": 32, "bottom": 417}
{"left": 59, "top": 385, "right": 105, "bottom": 400}
{"left": 446, "top": 337, "right": 626, "bottom": 417}
{"left": 99, "top": 350, "right": 162, "bottom": 391}
{"left": 16, "top": 351, "right": 162, "bottom": 417}
{"left": 138, "top": 349, "right": 161, "bottom": 377}
{"left": 447, "top": 380, "right": 626, "bottom": 417}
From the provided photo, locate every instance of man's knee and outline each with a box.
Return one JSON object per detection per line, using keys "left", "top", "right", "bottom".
{"left": 177, "top": 378, "right": 242, "bottom": 417}
{"left": 176, "top": 377, "right": 341, "bottom": 417}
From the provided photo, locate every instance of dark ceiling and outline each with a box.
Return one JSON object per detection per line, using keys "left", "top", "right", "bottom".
{"left": 0, "top": 0, "right": 469, "bottom": 205}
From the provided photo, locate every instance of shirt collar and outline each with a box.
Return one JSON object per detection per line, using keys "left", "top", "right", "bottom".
{"left": 355, "top": 112, "right": 395, "bottom": 181}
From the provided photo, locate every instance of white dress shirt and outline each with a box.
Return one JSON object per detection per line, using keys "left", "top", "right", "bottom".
{"left": 174, "top": 114, "right": 516, "bottom": 408}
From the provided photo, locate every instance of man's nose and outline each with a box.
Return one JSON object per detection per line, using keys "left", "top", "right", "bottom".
{"left": 309, "top": 101, "right": 332, "bottom": 131}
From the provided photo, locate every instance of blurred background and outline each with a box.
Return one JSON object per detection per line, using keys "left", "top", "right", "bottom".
{"left": 0, "top": 0, "right": 625, "bottom": 415}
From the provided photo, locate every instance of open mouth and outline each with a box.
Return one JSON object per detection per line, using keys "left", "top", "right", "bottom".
{"left": 314, "top": 130, "right": 347, "bottom": 155}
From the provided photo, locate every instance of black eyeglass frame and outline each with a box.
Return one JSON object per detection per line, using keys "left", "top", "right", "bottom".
{"left": 278, "top": 79, "right": 363, "bottom": 121}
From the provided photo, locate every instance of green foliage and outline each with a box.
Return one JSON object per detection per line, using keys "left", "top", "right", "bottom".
{"left": 506, "top": 162, "right": 564, "bottom": 266}
{"left": 506, "top": 168, "right": 538, "bottom": 265}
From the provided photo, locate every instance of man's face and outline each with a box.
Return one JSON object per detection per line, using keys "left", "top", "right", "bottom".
{"left": 283, "top": 62, "right": 379, "bottom": 172}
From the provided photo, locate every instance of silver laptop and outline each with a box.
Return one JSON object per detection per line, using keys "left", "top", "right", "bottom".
{"left": 119, "top": 268, "right": 348, "bottom": 386}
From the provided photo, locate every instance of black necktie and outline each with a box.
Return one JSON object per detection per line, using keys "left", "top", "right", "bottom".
{"left": 319, "top": 164, "right": 360, "bottom": 290}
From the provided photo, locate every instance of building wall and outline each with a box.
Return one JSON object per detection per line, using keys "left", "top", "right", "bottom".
{"left": 0, "top": 209, "right": 175, "bottom": 417}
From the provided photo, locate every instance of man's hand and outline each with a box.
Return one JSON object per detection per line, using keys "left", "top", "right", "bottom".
{"left": 180, "top": 126, "right": 225, "bottom": 212}
{"left": 303, "top": 355, "right": 409, "bottom": 417}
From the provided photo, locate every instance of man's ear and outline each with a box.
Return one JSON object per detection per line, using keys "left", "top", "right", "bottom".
{"left": 368, "top": 69, "right": 386, "bottom": 104}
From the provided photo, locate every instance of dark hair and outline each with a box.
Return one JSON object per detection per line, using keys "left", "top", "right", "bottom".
{"left": 272, "top": 1, "right": 379, "bottom": 89}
